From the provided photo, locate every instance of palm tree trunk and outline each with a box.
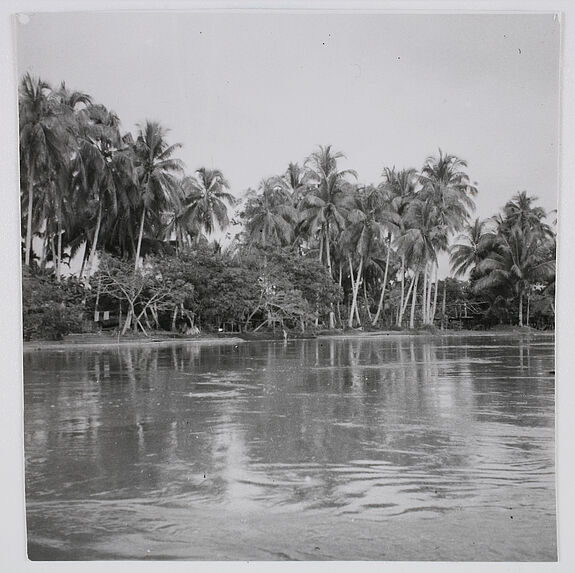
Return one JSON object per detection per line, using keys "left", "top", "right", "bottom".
{"left": 399, "top": 270, "right": 417, "bottom": 327}
{"left": 526, "top": 292, "right": 530, "bottom": 327}
{"left": 363, "top": 280, "right": 372, "bottom": 321}
{"left": 348, "top": 255, "right": 363, "bottom": 328}
{"left": 422, "top": 264, "right": 428, "bottom": 324}
{"left": 318, "top": 232, "right": 323, "bottom": 264}
{"left": 25, "top": 169, "right": 35, "bottom": 266}
{"left": 409, "top": 271, "right": 420, "bottom": 329}
{"left": 325, "top": 223, "right": 332, "bottom": 277}
{"left": 427, "top": 263, "right": 434, "bottom": 323}
{"left": 518, "top": 292, "right": 523, "bottom": 327}
{"left": 397, "top": 256, "right": 405, "bottom": 327}
{"left": 56, "top": 219, "right": 63, "bottom": 282}
{"left": 431, "top": 264, "right": 439, "bottom": 323}
{"left": 134, "top": 209, "right": 146, "bottom": 271}
{"left": 85, "top": 202, "right": 103, "bottom": 277}
{"left": 441, "top": 281, "right": 447, "bottom": 329}
{"left": 49, "top": 233, "right": 56, "bottom": 275}
{"left": 372, "top": 243, "right": 391, "bottom": 326}
{"left": 348, "top": 255, "right": 355, "bottom": 328}
{"left": 40, "top": 226, "right": 48, "bottom": 271}
{"left": 336, "top": 263, "right": 343, "bottom": 327}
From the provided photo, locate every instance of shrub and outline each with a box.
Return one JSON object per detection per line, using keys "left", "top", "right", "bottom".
{"left": 22, "top": 269, "right": 87, "bottom": 340}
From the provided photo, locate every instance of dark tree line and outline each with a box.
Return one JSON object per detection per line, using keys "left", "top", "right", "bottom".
{"left": 19, "top": 74, "right": 556, "bottom": 339}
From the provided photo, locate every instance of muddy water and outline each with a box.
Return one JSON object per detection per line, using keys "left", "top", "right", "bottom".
{"left": 23, "top": 334, "right": 556, "bottom": 561}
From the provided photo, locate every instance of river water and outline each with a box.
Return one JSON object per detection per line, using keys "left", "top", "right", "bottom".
{"left": 23, "top": 334, "right": 556, "bottom": 561}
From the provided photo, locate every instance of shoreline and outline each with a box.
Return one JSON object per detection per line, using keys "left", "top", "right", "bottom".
{"left": 22, "top": 334, "right": 246, "bottom": 353}
{"left": 318, "top": 328, "right": 555, "bottom": 340}
{"left": 22, "top": 327, "right": 554, "bottom": 352}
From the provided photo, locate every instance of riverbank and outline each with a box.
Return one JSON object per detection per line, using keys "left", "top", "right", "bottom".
{"left": 22, "top": 325, "right": 553, "bottom": 352}
{"left": 22, "top": 332, "right": 245, "bottom": 353}
{"left": 318, "top": 325, "right": 554, "bottom": 340}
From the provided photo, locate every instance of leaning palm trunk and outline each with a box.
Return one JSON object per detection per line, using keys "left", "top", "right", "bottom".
{"left": 336, "top": 264, "right": 343, "bottom": 327}
{"left": 422, "top": 264, "right": 428, "bottom": 324}
{"left": 56, "top": 219, "right": 63, "bottom": 282}
{"left": 85, "top": 201, "right": 103, "bottom": 278}
{"left": 430, "top": 264, "right": 439, "bottom": 323}
{"left": 372, "top": 244, "right": 391, "bottom": 326}
{"left": 325, "top": 223, "right": 332, "bottom": 277}
{"left": 396, "top": 256, "right": 406, "bottom": 327}
{"left": 441, "top": 282, "right": 447, "bottom": 329}
{"left": 409, "top": 271, "right": 420, "bottom": 329}
{"left": 363, "top": 280, "right": 372, "bottom": 321}
{"left": 24, "top": 169, "right": 35, "bottom": 266}
{"left": 78, "top": 242, "right": 89, "bottom": 280}
{"left": 398, "top": 269, "right": 417, "bottom": 327}
{"left": 134, "top": 210, "right": 146, "bottom": 271}
{"left": 348, "top": 255, "right": 364, "bottom": 328}
{"left": 427, "top": 264, "right": 434, "bottom": 323}
{"left": 39, "top": 227, "right": 49, "bottom": 271}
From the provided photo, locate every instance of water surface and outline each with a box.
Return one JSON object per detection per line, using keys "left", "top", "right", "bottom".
{"left": 24, "top": 334, "right": 556, "bottom": 560}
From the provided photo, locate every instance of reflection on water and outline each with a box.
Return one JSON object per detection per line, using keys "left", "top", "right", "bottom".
{"left": 24, "top": 335, "right": 556, "bottom": 561}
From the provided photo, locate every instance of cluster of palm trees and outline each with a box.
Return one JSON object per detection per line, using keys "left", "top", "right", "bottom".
{"left": 240, "top": 146, "right": 482, "bottom": 329}
{"left": 450, "top": 192, "right": 556, "bottom": 327}
{"left": 20, "top": 73, "right": 555, "bottom": 331}
{"left": 19, "top": 73, "right": 234, "bottom": 279}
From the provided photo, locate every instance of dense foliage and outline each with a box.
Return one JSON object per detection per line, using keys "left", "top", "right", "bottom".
{"left": 19, "top": 74, "right": 556, "bottom": 339}
{"left": 22, "top": 268, "right": 86, "bottom": 340}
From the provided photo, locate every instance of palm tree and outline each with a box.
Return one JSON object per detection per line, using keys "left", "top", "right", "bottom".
{"left": 243, "top": 178, "right": 298, "bottom": 248}
{"left": 474, "top": 226, "right": 555, "bottom": 326}
{"left": 417, "top": 150, "right": 477, "bottom": 324}
{"left": 19, "top": 74, "right": 68, "bottom": 266}
{"left": 419, "top": 150, "right": 477, "bottom": 233}
{"left": 174, "top": 167, "right": 235, "bottom": 247}
{"left": 282, "top": 162, "right": 309, "bottom": 207}
{"left": 395, "top": 199, "right": 446, "bottom": 328}
{"left": 74, "top": 104, "right": 136, "bottom": 276}
{"left": 366, "top": 179, "right": 402, "bottom": 326}
{"left": 501, "top": 191, "right": 552, "bottom": 237}
{"left": 340, "top": 187, "right": 390, "bottom": 328}
{"left": 132, "top": 121, "right": 184, "bottom": 269}
{"left": 381, "top": 167, "right": 418, "bottom": 325}
{"left": 449, "top": 217, "right": 495, "bottom": 278}
{"left": 300, "top": 145, "right": 357, "bottom": 276}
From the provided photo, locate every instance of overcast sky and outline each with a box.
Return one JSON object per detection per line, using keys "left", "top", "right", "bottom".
{"left": 16, "top": 11, "right": 560, "bottom": 227}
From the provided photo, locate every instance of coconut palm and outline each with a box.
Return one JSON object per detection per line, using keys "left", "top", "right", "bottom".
{"left": 449, "top": 217, "right": 496, "bottom": 278}
{"left": 381, "top": 167, "right": 419, "bottom": 324}
{"left": 341, "top": 187, "right": 391, "bottom": 327}
{"left": 396, "top": 199, "right": 447, "bottom": 327}
{"left": 501, "top": 191, "right": 553, "bottom": 237}
{"left": 243, "top": 178, "right": 298, "bottom": 248}
{"left": 419, "top": 150, "right": 477, "bottom": 233}
{"left": 282, "top": 162, "right": 309, "bottom": 207}
{"left": 19, "top": 74, "right": 69, "bottom": 266}
{"left": 417, "top": 151, "right": 477, "bottom": 323}
{"left": 474, "top": 225, "right": 555, "bottom": 326}
{"left": 132, "top": 121, "right": 184, "bottom": 269}
{"left": 174, "top": 167, "right": 235, "bottom": 247}
{"left": 73, "top": 104, "right": 136, "bottom": 276}
{"left": 364, "top": 182, "right": 402, "bottom": 326}
{"left": 300, "top": 145, "right": 357, "bottom": 275}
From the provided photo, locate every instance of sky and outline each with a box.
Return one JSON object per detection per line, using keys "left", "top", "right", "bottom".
{"left": 14, "top": 11, "right": 561, "bottom": 276}
{"left": 16, "top": 12, "right": 560, "bottom": 214}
